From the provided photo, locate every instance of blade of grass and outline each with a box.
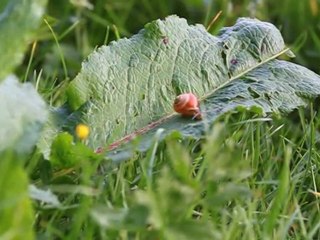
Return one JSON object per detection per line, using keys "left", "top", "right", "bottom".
{"left": 206, "top": 10, "right": 222, "bottom": 31}
{"left": 103, "top": 26, "right": 110, "bottom": 45}
{"left": 112, "top": 24, "right": 121, "bottom": 40}
{"left": 58, "top": 20, "right": 81, "bottom": 40}
{"left": 23, "top": 41, "right": 37, "bottom": 82}
{"left": 264, "top": 146, "right": 291, "bottom": 237}
{"left": 44, "top": 18, "right": 68, "bottom": 80}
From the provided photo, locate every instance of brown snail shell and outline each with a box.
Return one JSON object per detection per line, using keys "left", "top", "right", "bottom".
{"left": 173, "top": 93, "right": 202, "bottom": 120}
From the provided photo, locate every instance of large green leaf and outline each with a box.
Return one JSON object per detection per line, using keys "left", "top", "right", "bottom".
{"left": 0, "top": 76, "right": 48, "bottom": 153}
{"left": 63, "top": 16, "right": 320, "bottom": 161}
{"left": 0, "top": 0, "right": 47, "bottom": 80}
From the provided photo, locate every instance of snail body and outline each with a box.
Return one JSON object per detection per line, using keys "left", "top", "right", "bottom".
{"left": 173, "top": 93, "right": 202, "bottom": 120}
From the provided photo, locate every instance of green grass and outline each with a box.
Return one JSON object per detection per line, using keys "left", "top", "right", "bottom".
{"left": 2, "top": 0, "right": 320, "bottom": 239}
{"left": 26, "top": 109, "right": 320, "bottom": 239}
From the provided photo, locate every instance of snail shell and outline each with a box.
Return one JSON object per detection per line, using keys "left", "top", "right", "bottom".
{"left": 173, "top": 93, "right": 202, "bottom": 120}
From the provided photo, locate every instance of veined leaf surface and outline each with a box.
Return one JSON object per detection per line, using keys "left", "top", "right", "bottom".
{"left": 64, "top": 16, "right": 320, "bottom": 161}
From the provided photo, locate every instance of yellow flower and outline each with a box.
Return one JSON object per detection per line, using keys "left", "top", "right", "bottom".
{"left": 75, "top": 124, "right": 90, "bottom": 140}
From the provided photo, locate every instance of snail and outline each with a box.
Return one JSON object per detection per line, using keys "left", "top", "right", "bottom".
{"left": 173, "top": 93, "right": 202, "bottom": 120}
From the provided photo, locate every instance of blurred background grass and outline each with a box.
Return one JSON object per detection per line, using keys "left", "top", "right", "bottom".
{"left": 16, "top": 0, "right": 320, "bottom": 101}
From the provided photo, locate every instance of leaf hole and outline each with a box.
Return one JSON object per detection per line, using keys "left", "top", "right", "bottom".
{"left": 248, "top": 87, "right": 260, "bottom": 99}
{"left": 201, "top": 68, "right": 209, "bottom": 82}
{"left": 221, "top": 50, "right": 228, "bottom": 72}
{"left": 221, "top": 50, "right": 227, "bottom": 63}
{"left": 264, "top": 93, "right": 272, "bottom": 101}
{"left": 243, "top": 78, "right": 257, "bottom": 83}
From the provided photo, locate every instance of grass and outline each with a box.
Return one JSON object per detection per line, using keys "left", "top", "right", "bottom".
{"left": 1, "top": 0, "right": 320, "bottom": 239}
{"left": 28, "top": 109, "right": 320, "bottom": 239}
